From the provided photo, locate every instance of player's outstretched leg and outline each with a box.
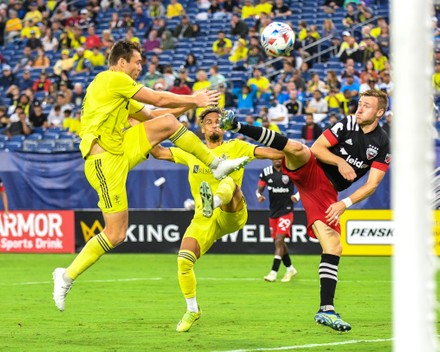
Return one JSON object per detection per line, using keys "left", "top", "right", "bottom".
{"left": 52, "top": 268, "right": 73, "bottom": 311}
{"left": 200, "top": 181, "right": 214, "bottom": 217}
{"left": 314, "top": 310, "right": 352, "bottom": 332}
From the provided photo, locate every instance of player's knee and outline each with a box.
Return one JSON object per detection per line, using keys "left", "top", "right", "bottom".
{"left": 177, "top": 250, "right": 197, "bottom": 275}
{"left": 285, "top": 140, "right": 306, "bottom": 155}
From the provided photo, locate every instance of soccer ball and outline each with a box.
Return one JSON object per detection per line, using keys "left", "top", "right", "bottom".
{"left": 260, "top": 22, "right": 295, "bottom": 57}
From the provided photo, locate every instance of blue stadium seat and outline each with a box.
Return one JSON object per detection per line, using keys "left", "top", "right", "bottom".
{"left": 36, "top": 140, "right": 56, "bottom": 153}
{"left": 44, "top": 132, "right": 60, "bottom": 140}
{"left": 4, "top": 141, "right": 23, "bottom": 152}
{"left": 27, "top": 133, "right": 43, "bottom": 140}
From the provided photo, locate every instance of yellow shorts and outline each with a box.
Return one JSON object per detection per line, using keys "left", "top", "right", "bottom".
{"left": 84, "top": 123, "right": 152, "bottom": 213}
{"left": 183, "top": 198, "right": 248, "bottom": 256}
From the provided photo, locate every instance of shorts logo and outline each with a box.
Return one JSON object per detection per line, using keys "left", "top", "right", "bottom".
{"left": 366, "top": 145, "right": 378, "bottom": 160}
{"left": 80, "top": 220, "right": 104, "bottom": 242}
{"left": 281, "top": 175, "right": 289, "bottom": 185}
{"left": 114, "top": 195, "right": 121, "bottom": 205}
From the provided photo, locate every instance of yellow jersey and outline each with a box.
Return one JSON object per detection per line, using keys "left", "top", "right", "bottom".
{"left": 171, "top": 140, "right": 256, "bottom": 215}
{"left": 79, "top": 70, "right": 143, "bottom": 158}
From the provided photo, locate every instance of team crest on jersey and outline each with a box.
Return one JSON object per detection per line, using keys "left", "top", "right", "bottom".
{"left": 281, "top": 175, "right": 289, "bottom": 185}
{"left": 366, "top": 145, "right": 379, "bottom": 160}
{"left": 385, "top": 153, "right": 391, "bottom": 164}
{"left": 193, "top": 165, "right": 199, "bottom": 173}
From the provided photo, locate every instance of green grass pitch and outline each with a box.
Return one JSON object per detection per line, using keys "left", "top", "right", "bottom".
{"left": 0, "top": 253, "right": 434, "bottom": 351}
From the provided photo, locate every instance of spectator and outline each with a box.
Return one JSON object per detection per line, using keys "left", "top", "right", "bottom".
{"left": 433, "top": 62, "right": 440, "bottom": 94}
{"left": 241, "top": 0, "right": 257, "bottom": 19}
{"left": 307, "top": 72, "right": 327, "bottom": 94}
{"left": 360, "top": 60, "right": 379, "bottom": 84}
{"left": 70, "top": 26, "right": 86, "bottom": 49}
{"left": 4, "top": 108, "right": 32, "bottom": 137}
{"left": 174, "top": 15, "right": 194, "bottom": 39}
{"left": 101, "top": 29, "right": 114, "bottom": 49}
{"left": 71, "top": 47, "right": 92, "bottom": 76}
{"left": 218, "top": 83, "right": 235, "bottom": 108}
{"left": 59, "top": 81, "right": 73, "bottom": 102}
{"left": 212, "top": 31, "right": 232, "bottom": 57}
{"left": 222, "top": 0, "right": 240, "bottom": 13}
{"left": 32, "top": 71, "right": 51, "bottom": 93}
{"left": 301, "top": 112, "right": 323, "bottom": 143}
{"left": 142, "top": 63, "right": 163, "bottom": 88}
{"left": 109, "top": 12, "right": 124, "bottom": 29}
{"left": 321, "top": 0, "right": 344, "bottom": 14}
{"left": 18, "top": 69, "right": 34, "bottom": 91}
{"left": 306, "top": 89, "right": 328, "bottom": 114}
{"left": 53, "top": 49, "right": 74, "bottom": 76}
{"left": 25, "top": 29, "right": 43, "bottom": 50}
{"left": 322, "top": 18, "right": 337, "bottom": 38}
{"left": 208, "top": 0, "right": 222, "bottom": 17}
{"left": 376, "top": 25, "right": 391, "bottom": 57}
{"left": 0, "top": 106, "right": 8, "bottom": 129}
{"left": 340, "top": 74, "right": 360, "bottom": 98}
{"left": 268, "top": 95, "right": 289, "bottom": 126}
{"left": 65, "top": 8, "right": 81, "bottom": 27}
{"left": 325, "top": 87, "right": 345, "bottom": 113}
{"left": 371, "top": 49, "right": 388, "bottom": 72}
{"left": 24, "top": 2, "right": 43, "bottom": 25}
{"left": 148, "top": 0, "right": 166, "bottom": 18}
{"left": 229, "top": 38, "right": 249, "bottom": 63}
{"left": 359, "top": 75, "right": 379, "bottom": 93}
{"left": 272, "top": 82, "right": 290, "bottom": 104}
{"left": 88, "top": 46, "right": 106, "bottom": 67}
{"left": 0, "top": 65, "right": 18, "bottom": 90}
{"left": 378, "top": 70, "right": 393, "bottom": 95}
{"left": 284, "top": 90, "right": 303, "bottom": 116}
{"left": 85, "top": 25, "right": 101, "bottom": 50}
{"left": 337, "top": 31, "right": 360, "bottom": 63}
{"left": 41, "top": 27, "right": 58, "bottom": 51}
{"left": 325, "top": 70, "right": 341, "bottom": 91}
{"left": 143, "top": 28, "right": 161, "bottom": 52}
{"left": 382, "top": 110, "right": 392, "bottom": 137}
{"left": 208, "top": 65, "right": 227, "bottom": 89}
{"left": 167, "top": 0, "right": 185, "bottom": 19}
{"left": 63, "top": 109, "right": 81, "bottom": 135}
{"left": 170, "top": 78, "right": 192, "bottom": 95}
{"left": 150, "top": 53, "right": 164, "bottom": 73}
{"left": 29, "top": 100, "right": 48, "bottom": 128}
{"left": 32, "top": 47, "right": 50, "bottom": 68}
{"left": 340, "top": 88, "right": 357, "bottom": 116}
{"left": 47, "top": 104, "right": 64, "bottom": 128}
{"left": 133, "top": 3, "right": 149, "bottom": 31}
{"left": 71, "top": 83, "right": 85, "bottom": 107}
{"left": 231, "top": 84, "right": 257, "bottom": 109}
{"left": 78, "top": 9, "right": 93, "bottom": 30}
{"left": 261, "top": 115, "right": 281, "bottom": 134}
{"left": 247, "top": 45, "right": 265, "bottom": 66}
{"left": 356, "top": 1, "right": 373, "bottom": 23}
{"left": 125, "top": 27, "right": 140, "bottom": 44}
{"left": 342, "top": 3, "right": 357, "bottom": 28}
{"left": 230, "top": 14, "right": 249, "bottom": 38}
{"left": 247, "top": 67, "right": 271, "bottom": 100}
{"left": 271, "top": 0, "right": 292, "bottom": 17}
{"left": 341, "top": 58, "right": 361, "bottom": 81}
{"left": 358, "top": 35, "right": 376, "bottom": 65}
{"left": 178, "top": 66, "right": 195, "bottom": 88}
{"left": 54, "top": 92, "right": 74, "bottom": 113}
{"left": 184, "top": 53, "right": 198, "bottom": 72}
{"left": 5, "top": 10, "right": 22, "bottom": 43}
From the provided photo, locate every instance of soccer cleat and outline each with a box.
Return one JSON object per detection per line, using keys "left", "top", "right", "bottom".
{"left": 281, "top": 267, "right": 298, "bottom": 282}
{"left": 264, "top": 271, "right": 277, "bottom": 282}
{"left": 176, "top": 308, "right": 202, "bottom": 332}
{"left": 314, "top": 310, "right": 352, "bottom": 332}
{"left": 52, "top": 268, "right": 72, "bottom": 312}
{"left": 211, "top": 156, "right": 249, "bottom": 180}
{"left": 200, "top": 181, "right": 214, "bottom": 218}
{"left": 219, "top": 109, "right": 238, "bottom": 130}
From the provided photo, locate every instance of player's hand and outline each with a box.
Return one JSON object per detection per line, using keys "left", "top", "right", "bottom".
{"left": 337, "top": 160, "right": 356, "bottom": 181}
{"left": 325, "top": 201, "right": 347, "bottom": 226}
{"left": 193, "top": 89, "right": 220, "bottom": 107}
{"left": 291, "top": 195, "right": 298, "bottom": 203}
{"left": 257, "top": 195, "right": 266, "bottom": 203}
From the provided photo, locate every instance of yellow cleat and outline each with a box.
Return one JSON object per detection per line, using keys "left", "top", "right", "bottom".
{"left": 176, "top": 308, "right": 202, "bottom": 332}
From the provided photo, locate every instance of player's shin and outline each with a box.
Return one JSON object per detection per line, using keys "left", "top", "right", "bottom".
{"left": 237, "top": 124, "right": 288, "bottom": 151}
{"left": 66, "top": 232, "right": 114, "bottom": 280}
{"left": 177, "top": 250, "right": 199, "bottom": 312}
{"left": 319, "top": 254, "right": 340, "bottom": 312}
{"left": 214, "top": 177, "right": 235, "bottom": 208}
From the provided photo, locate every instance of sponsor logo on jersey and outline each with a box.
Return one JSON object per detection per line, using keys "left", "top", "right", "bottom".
{"left": 281, "top": 175, "right": 289, "bottom": 184}
{"left": 366, "top": 145, "right": 379, "bottom": 160}
{"left": 270, "top": 187, "right": 290, "bottom": 193}
{"left": 345, "top": 138, "right": 353, "bottom": 145}
{"left": 345, "top": 155, "right": 368, "bottom": 168}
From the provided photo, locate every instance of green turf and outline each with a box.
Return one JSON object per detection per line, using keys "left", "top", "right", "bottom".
{"left": 0, "top": 253, "right": 422, "bottom": 351}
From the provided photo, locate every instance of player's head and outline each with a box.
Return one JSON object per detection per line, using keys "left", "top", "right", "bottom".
{"left": 272, "top": 159, "right": 282, "bottom": 169}
{"left": 199, "top": 106, "right": 225, "bottom": 143}
{"left": 108, "top": 40, "right": 143, "bottom": 80}
{"left": 356, "top": 89, "right": 388, "bottom": 126}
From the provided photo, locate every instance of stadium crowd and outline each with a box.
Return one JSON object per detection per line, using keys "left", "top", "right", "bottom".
{"left": 0, "top": 0, "right": 404, "bottom": 152}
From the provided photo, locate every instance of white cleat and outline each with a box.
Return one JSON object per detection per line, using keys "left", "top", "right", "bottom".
{"left": 52, "top": 268, "right": 72, "bottom": 311}
{"left": 211, "top": 156, "right": 249, "bottom": 180}
{"left": 281, "top": 267, "right": 298, "bottom": 282}
{"left": 264, "top": 271, "right": 277, "bottom": 282}
{"left": 200, "top": 181, "right": 214, "bottom": 218}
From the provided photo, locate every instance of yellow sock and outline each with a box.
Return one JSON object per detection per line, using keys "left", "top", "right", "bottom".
{"left": 215, "top": 176, "right": 235, "bottom": 205}
{"left": 177, "top": 249, "right": 197, "bottom": 299}
{"left": 169, "top": 126, "right": 216, "bottom": 167}
{"left": 66, "top": 232, "right": 114, "bottom": 280}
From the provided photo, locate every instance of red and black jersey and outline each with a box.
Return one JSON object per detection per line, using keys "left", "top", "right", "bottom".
{"left": 0, "top": 177, "right": 5, "bottom": 192}
{"left": 259, "top": 165, "right": 295, "bottom": 218}
{"left": 320, "top": 115, "right": 391, "bottom": 191}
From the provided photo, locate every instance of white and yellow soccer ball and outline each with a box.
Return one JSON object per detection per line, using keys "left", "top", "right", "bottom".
{"left": 260, "top": 22, "right": 295, "bottom": 57}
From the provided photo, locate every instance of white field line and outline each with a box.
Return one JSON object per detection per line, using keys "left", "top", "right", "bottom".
{"left": 212, "top": 338, "right": 394, "bottom": 352}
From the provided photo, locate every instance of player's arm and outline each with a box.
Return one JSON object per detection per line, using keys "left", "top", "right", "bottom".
{"left": 311, "top": 134, "right": 356, "bottom": 181}
{"left": 254, "top": 146, "right": 285, "bottom": 160}
{"left": 150, "top": 145, "right": 175, "bottom": 162}
{"left": 133, "top": 87, "right": 219, "bottom": 109}
{"left": 256, "top": 179, "right": 266, "bottom": 203}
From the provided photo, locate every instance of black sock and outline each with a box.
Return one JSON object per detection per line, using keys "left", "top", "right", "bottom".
{"left": 237, "top": 124, "right": 288, "bottom": 151}
{"left": 271, "top": 256, "right": 281, "bottom": 272}
{"left": 282, "top": 253, "right": 292, "bottom": 267}
{"left": 319, "top": 254, "right": 340, "bottom": 311}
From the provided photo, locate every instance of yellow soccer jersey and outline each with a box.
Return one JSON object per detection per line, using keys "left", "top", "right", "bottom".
{"left": 171, "top": 140, "right": 256, "bottom": 214}
{"left": 79, "top": 71, "right": 143, "bottom": 158}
